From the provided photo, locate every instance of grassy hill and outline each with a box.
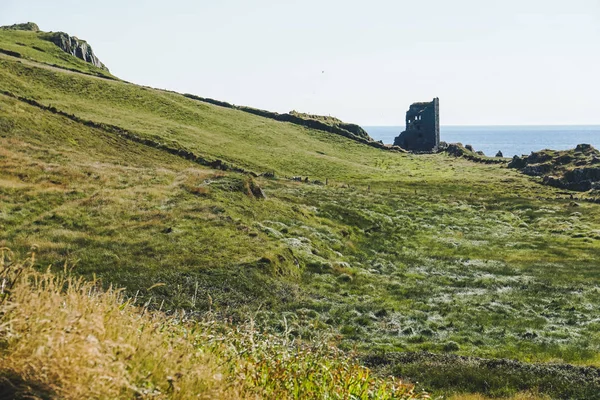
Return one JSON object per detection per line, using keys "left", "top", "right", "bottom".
{"left": 2, "top": 27, "right": 600, "bottom": 398}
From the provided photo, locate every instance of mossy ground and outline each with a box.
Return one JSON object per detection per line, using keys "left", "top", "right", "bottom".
{"left": 1, "top": 31, "right": 600, "bottom": 398}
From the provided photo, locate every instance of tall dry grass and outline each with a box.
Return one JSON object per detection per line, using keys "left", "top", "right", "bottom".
{"left": 0, "top": 248, "right": 427, "bottom": 399}
{"left": 0, "top": 248, "right": 234, "bottom": 399}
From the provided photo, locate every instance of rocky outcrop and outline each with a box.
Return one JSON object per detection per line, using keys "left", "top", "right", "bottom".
{"left": 288, "top": 111, "right": 371, "bottom": 140}
{"left": 508, "top": 144, "right": 600, "bottom": 191}
{"left": 43, "top": 32, "right": 108, "bottom": 71}
{"left": 442, "top": 143, "right": 506, "bottom": 164}
{"left": 0, "top": 22, "right": 40, "bottom": 32}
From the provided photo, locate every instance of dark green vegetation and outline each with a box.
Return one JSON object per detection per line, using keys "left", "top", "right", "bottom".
{"left": 365, "top": 352, "right": 600, "bottom": 398}
{"left": 1, "top": 28, "right": 600, "bottom": 398}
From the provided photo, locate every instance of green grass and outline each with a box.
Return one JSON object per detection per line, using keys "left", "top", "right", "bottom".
{"left": 2, "top": 32, "right": 600, "bottom": 398}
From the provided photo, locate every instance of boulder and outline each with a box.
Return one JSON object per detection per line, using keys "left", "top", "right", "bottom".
{"left": 508, "top": 155, "right": 526, "bottom": 169}
{"left": 575, "top": 143, "right": 594, "bottom": 153}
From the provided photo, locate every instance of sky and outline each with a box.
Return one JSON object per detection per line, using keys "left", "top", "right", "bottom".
{"left": 1, "top": 0, "right": 599, "bottom": 126}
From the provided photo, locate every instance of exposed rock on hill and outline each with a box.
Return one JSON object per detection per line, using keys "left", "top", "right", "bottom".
{"left": 43, "top": 32, "right": 108, "bottom": 71}
{"left": 442, "top": 142, "right": 506, "bottom": 164}
{"left": 0, "top": 22, "right": 40, "bottom": 31}
{"left": 508, "top": 144, "right": 600, "bottom": 191}
{"left": 288, "top": 111, "right": 371, "bottom": 140}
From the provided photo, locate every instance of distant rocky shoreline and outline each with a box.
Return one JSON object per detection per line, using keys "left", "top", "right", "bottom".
{"left": 508, "top": 144, "right": 600, "bottom": 192}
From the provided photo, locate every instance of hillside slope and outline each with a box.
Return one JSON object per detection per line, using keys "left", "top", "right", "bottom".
{"left": 2, "top": 27, "right": 600, "bottom": 398}
{"left": 0, "top": 55, "right": 407, "bottom": 180}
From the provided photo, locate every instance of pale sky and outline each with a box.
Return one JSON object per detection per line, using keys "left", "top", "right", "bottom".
{"left": 1, "top": 0, "right": 599, "bottom": 125}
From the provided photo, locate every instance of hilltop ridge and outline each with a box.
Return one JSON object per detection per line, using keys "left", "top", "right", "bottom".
{"left": 0, "top": 22, "right": 40, "bottom": 31}
{"left": 0, "top": 23, "right": 389, "bottom": 149}
{"left": 0, "top": 22, "right": 109, "bottom": 74}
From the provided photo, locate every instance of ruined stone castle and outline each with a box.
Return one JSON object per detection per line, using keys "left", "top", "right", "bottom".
{"left": 393, "top": 98, "right": 440, "bottom": 152}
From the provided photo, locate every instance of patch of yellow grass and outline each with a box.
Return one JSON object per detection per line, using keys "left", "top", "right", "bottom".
{"left": 0, "top": 249, "right": 427, "bottom": 399}
{"left": 0, "top": 248, "right": 237, "bottom": 399}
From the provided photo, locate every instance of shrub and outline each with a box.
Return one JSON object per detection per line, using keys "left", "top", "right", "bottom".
{"left": 443, "top": 341, "right": 460, "bottom": 352}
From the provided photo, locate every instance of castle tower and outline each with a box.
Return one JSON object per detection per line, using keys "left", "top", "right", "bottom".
{"left": 393, "top": 98, "right": 439, "bottom": 152}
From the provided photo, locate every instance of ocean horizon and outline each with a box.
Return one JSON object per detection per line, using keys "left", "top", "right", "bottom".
{"left": 365, "top": 125, "right": 600, "bottom": 157}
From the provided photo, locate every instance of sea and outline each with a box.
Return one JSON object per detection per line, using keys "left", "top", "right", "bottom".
{"left": 364, "top": 126, "right": 600, "bottom": 157}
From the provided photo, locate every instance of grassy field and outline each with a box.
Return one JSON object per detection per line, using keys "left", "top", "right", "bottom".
{"left": 1, "top": 29, "right": 600, "bottom": 398}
